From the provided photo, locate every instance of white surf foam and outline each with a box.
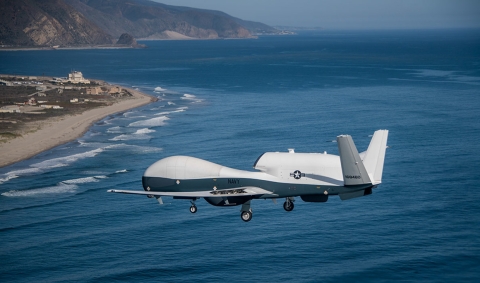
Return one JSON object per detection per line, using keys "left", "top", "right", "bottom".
{"left": 0, "top": 148, "right": 104, "bottom": 184}
{"left": 109, "top": 128, "right": 155, "bottom": 141}
{"left": 1, "top": 183, "right": 78, "bottom": 197}
{"left": 107, "top": 126, "right": 123, "bottom": 133}
{"left": 115, "top": 169, "right": 128, "bottom": 173}
{"left": 4, "top": 167, "right": 42, "bottom": 177}
{"left": 0, "top": 167, "right": 42, "bottom": 185}
{"left": 61, "top": 175, "right": 107, "bottom": 184}
{"left": 110, "top": 134, "right": 151, "bottom": 141}
{"left": 167, "top": 101, "right": 175, "bottom": 105}
{"left": 154, "top": 87, "right": 167, "bottom": 92}
{"left": 32, "top": 148, "right": 104, "bottom": 169}
{"left": 181, "top": 93, "right": 196, "bottom": 100}
{"left": 154, "top": 108, "right": 186, "bottom": 116}
{"left": 135, "top": 128, "right": 156, "bottom": 134}
{"left": 154, "top": 111, "right": 171, "bottom": 116}
{"left": 149, "top": 105, "right": 165, "bottom": 111}
{"left": 128, "top": 116, "right": 169, "bottom": 127}
{"left": 126, "top": 116, "right": 148, "bottom": 120}
{"left": 123, "top": 111, "right": 137, "bottom": 117}
{"left": 106, "top": 144, "right": 163, "bottom": 153}
{"left": 0, "top": 174, "right": 19, "bottom": 184}
{"left": 181, "top": 94, "right": 202, "bottom": 103}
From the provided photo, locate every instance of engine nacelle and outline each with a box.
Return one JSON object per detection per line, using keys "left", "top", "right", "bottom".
{"left": 204, "top": 196, "right": 252, "bottom": 206}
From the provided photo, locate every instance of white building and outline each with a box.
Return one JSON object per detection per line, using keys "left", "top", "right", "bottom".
{"left": 67, "top": 71, "right": 90, "bottom": 84}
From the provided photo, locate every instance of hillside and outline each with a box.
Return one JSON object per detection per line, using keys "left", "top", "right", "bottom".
{"left": 64, "top": 0, "right": 273, "bottom": 39}
{"left": 0, "top": 0, "right": 280, "bottom": 47}
{"left": 0, "top": 0, "right": 113, "bottom": 46}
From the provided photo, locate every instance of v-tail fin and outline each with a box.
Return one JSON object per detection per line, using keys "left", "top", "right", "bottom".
{"left": 361, "top": 130, "right": 389, "bottom": 185}
{"left": 337, "top": 134, "right": 371, "bottom": 186}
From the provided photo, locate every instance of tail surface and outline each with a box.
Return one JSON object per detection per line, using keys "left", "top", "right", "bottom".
{"left": 337, "top": 134, "right": 371, "bottom": 186}
{"left": 361, "top": 130, "right": 389, "bottom": 185}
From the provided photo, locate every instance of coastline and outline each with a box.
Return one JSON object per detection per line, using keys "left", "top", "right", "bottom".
{"left": 0, "top": 45, "right": 141, "bottom": 51}
{"left": 0, "top": 86, "right": 154, "bottom": 168}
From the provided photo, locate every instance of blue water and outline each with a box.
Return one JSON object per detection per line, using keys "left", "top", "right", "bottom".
{"left": 1, "top": 30, "right": 480, "bottom": 282}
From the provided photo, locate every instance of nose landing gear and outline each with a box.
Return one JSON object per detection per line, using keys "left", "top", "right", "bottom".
{"left": 189, "top": 205, "right": 197, "bottom": 213}
{"left": 189, "top": 200, "right": 197, "bottom": 213}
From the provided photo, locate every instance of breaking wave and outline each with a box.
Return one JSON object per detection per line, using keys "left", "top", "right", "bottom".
{"left": 154, "top": 108, "right": 187, "bottom": 116}
{"left": 107, "top": 126, "right": 123, "bottom": 133}
{"left": 61, "top": 175, "right": 107, "bottom": 184}
{"left": 106, "top": 143, "right": 163, "bottom": 153}
{"left": 154, "top": 87, "right": 167, "bottom": 92}
{"left": 0, "top": 148, "right": 104, "bottom": 185}
{"left": 128, "top": 116, "right": 169, "bottom": 127}
{"left": 150, "top": 105, "right": 165, "bottom": 111}
{"left": 0, "top": 174, "right": 20, "bottom": 184}
{"left": 2, "top": 183, "right": 78, "bottom": 197}
{"left": 33, "top": 148, "right": 104, "bottom": 169}
{"left": 181, "top": 93, "right": 196, "bottom": 99}
{"left": 181, "top": 94, "right": 203, "bottom": 103}
{"left": 110, "top": 128, "right": 156, "bottom": 141}
{"left": 135, "top": 128, "right": 156, "bottom": 134}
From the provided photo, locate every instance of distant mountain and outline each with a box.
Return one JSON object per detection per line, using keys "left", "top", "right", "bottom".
{"left": 0, "top": 0, "right": 113, "bottom": 46}
{"left": 64, "top": 0, "right": 278, "bottom": 39}
{"left": 0, "top": 0, "right": 280, "bottom": 47}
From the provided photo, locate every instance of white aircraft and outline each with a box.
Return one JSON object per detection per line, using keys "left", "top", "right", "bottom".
{"left": 108, "top": 130, "right": 388, "bottom": 222}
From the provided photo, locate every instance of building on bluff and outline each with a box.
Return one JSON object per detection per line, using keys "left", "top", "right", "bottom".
{"left": 67, "top": 71, "right": 90, "bottom": 84}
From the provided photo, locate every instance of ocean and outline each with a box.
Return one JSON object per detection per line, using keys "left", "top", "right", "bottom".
{"left": 1, "top": 30, "right": 479, "bottom": 282}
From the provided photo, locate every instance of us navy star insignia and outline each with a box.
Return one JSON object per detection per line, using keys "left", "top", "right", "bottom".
{"left": 290, "top": 170, "right": 305, "bottom": 179}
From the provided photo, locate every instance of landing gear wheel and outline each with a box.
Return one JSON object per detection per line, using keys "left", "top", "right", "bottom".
{"left": 283, "top": 201, "right": 294, "bottom": 212}
{"left": 241, "top": 211, "right": 252, "bottom": 222}
{"left": 189, "top": 205, "right": 197, "bottom": 213}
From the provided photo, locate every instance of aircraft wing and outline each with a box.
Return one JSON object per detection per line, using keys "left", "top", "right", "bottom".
{"left": 107, "top": 186, "right": 276, "bottom": 198}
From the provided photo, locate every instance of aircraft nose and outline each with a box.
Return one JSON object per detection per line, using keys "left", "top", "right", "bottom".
{"left": 142, "top": 176, "right": 149, "bottom": 191}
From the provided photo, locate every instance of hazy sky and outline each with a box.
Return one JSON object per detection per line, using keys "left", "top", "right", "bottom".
{"left": 154, "top": 0, "right": 480, "bottom": 29}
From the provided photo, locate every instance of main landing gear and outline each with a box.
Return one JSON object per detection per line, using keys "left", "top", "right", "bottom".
{"left": 240, "top": 200, "right": 253, "bottom": 222}
{"left": 189, "top": 200, "right": 197, "bottom": 213}
{"left": 241, "top": 210, "right": 252, "bottom": 222}
{"left": 283, "top": 197, "right": 295, "bottom": 212}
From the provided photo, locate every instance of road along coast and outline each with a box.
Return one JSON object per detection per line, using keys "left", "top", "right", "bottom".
{"left": 0, "top": 87, "right": 154, "bottom": 168}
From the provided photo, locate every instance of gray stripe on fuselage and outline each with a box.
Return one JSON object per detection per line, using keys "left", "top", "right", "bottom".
{"left": 142, "top": 176, "right": 358, "bottom": 197}
{"left": 305, "top": 174, "right": 343, "bottom": 186}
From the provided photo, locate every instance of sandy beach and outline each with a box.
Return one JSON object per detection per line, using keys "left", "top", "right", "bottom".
{"left": 0, "top": 87, "right": 153, "bottom": 168}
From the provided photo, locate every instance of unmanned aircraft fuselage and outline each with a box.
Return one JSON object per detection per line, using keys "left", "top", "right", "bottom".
{"left": 109, "top": 130, "right": 388, "bottom": 222}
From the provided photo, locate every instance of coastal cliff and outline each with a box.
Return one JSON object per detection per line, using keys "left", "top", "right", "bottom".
{"left": 65, "top": 0, "right": 255, "bottom": 40}
{"left": 0, "top": 0, "right": 280, "bottom": 47}
{"left": 0, "top": 0, "right": 113, "bottom": 46}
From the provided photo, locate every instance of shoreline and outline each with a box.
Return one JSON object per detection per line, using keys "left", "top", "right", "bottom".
{"left": 0, "top": 86, "right": 155, "bottom": 168}
{"left": 0, "top": 45, "right": 141, "bottom": 51}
